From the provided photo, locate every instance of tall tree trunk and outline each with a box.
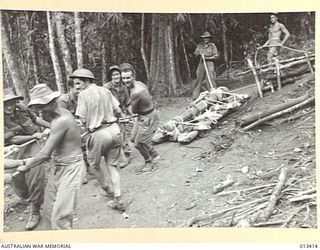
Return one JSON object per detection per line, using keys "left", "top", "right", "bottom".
{"left": 1, "top": 12, "right": 29, "bottom": 101}
{"left": 149, "top": 14, "right": 159, "bottom": 91}
{"left": 55, "top": 12, "right": 73, "bottom": 78}
{"left": 149, "top": 14, "right": 182, "bottom": 97}
{"left": 74, "top": 12, "right": 83, "bottom": 68}
{"left": 140, "top": 13, "right": 149, "bottom": 82}
{"left": 30, "top": 45, "right": 40, "bottom": 85}
{"left": 221, "top": 13, "right": 230, "bottom": 77}
{"left": 101, "top": 42, "right": 107, "bottom": 84}
{"left": 165, "top": 17, "right": 177, "bottom": 96}
{"left": 174, "top": 24, "right": 182, "bottom": 88}
{"left": 47, "top": 11, "right": 64, "bottom": 92}
{"left": 28, "top": 12, "right": 40, "bottom": 86}
{"left": 180, "top": 30, "right": 191, "bottom": 79}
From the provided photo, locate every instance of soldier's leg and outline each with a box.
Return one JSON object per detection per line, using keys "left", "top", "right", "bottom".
{"left": 24, "top": 165, "right": 45, "bottom": 230}
{"left": 51, "top": 162, "right": 82, "bottom": 230}
{"left": 206, "top": 61, "right": 217, "bottom": 89}
{"left": 193, "top": 63, "right": 206, "bottom": 99}
{"left": 86, "top": 133, "right": 109, "bottom": 189}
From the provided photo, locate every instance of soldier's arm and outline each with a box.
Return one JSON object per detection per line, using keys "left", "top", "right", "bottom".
{"left": 194, "top": 44, "right": 202, "bottom": 56}
{"left": 123, "top": 88, "right": 133, "bottom": 115}
{"left": 279, "top": 23, "right": 290, "bottom": 46}
{"left": 75, "top": 93, "right": 87, "bottom": 126}
{"left": 17, "top": 117, "right": 68, "bottom": 172}
{"left": 4, "top": 159, "right": 25, "bottom": 170}
{"left": 20, "top": 102, "right": 50, "bottom": 128}
{"left": 9, "top": 133, "right": 43, "bottom": 145}
{"left": 130, "top": 91, "right": 142, "bottom": 114}
{"left": 35, "top": 117, "right": 50, "bottom": 128}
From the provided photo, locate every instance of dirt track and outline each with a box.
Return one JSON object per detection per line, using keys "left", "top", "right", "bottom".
{"left": 4, "top": 73, "right": 316, "bottom": 231}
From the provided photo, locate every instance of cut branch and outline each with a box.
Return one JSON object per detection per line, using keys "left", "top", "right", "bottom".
{"left": 185, "top": 197, "right": 268, "bottom": 227}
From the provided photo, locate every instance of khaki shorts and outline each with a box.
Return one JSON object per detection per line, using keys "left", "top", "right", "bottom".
{"left": 132, "top": 110, "right": 160, "bottom": 145}
{"left": 86, "top": 123, "right": 123, "bottom": 170}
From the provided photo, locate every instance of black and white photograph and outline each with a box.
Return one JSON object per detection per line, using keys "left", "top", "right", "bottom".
{"left": 1, "top": 7, "right": 316, "bottom": 235}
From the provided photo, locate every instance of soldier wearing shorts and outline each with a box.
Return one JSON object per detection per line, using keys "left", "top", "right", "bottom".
{"left": 119, "top": 63, "right": 160, "bottom": 173}
{"left": 71, "top": 68, "right": 126, "bottom": 211}
{"left": 260, "top": 13, "right": 290, "bottom": 64}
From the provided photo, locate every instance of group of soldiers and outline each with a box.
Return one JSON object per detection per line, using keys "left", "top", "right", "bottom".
{"left": 4, "top": 63, "right": 159, "bottom": 231}
{"left": 193, "top": 12, "right": 290, "bottom": 97}
{"left": 3, "top": 12, "right": 290, "bottom": 232}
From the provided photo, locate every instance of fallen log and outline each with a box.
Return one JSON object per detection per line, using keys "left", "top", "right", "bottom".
{"left": 239, "top": 94, "right": 310, "bottom": 127}
{"left": 242, "top": 96, "right": 315, "bottom": 131}
{"left": 236, "top": 54, "right": 315, "bottom": 76}
{"left": 262, "top": 75, "right": 304, "bottom": 92}
{"left": 236, "top": 166, "right": 289, "bottom": 227}
{"left": 260, "top": 57, "right": 315, "bottom": 74}
{"left": 255, "top": 166, "right": 289, "bottom": 222}
{"left": 256, "top": 162, "right": 308, "bottom": 179}
{"left": 256, "top": 167, "right": 308, "bottom": 180}
{"left": 264, "top": 64, "right": 311, "bottom": 81}
{"left": 289, "top": 194, "right": 316, "bottom": 203}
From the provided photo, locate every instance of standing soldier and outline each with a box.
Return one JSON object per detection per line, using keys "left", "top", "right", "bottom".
{"left": 104, "top": 65, "right": 132, "bottom": 165}
{"left": 260, "top": 13, "right": 290, "bottom": 64}
{"left": 57, "top": 80, "right": 91, "bottom": 184}
{"left": 71, "top": 68, "right": 126, "bottom": 211}
{"left": 4, "top": 88, "right": 49, "bottom": 230}
{"left": 193, "top": 31, "right": 219, "bottom": 100}
{"left": 17, "top": 84, "right": 84, "bottom": 230}
{"left": 119, "top": 63, "right": 160, "bottom": 173}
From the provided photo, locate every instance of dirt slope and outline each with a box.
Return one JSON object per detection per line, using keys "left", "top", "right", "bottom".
{"left": 4, "top": 73, "right": 316, "bottom": 231}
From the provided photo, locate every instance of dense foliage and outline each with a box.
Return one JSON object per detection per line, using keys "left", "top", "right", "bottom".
{"left": 1, "top": 11, "right": 315, "bottom": 100}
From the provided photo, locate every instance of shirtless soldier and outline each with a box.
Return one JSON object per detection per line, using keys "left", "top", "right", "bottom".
{"left": 57, "top": 79, "right": 91, "bottom": 184}
{"left": 261, "top": 13, "right": 290, "bottom": 64}
{"left": 119, "top": 63, "right": 160, "bottom": 173}
{"left": 17, "top": 84, "right": 84, "bottom": 230}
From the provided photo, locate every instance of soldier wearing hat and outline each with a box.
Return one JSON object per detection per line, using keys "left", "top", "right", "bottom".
{"left": 193, "top": 31, "right": 219, "bottom": 99}
{"left": 104, "top": 65, "right": 132, "bottom": 164}
{"left": 72, "top": 68, "right": 127, "bottom": 212}
{"left": 17, "top": 83, "right": 85, "bottom": 230}
{"left": 260, "top": 13, "right": 290, "bottom": 64}
{"left": 119, "top": 63, "right": 160, "bottom": 174}
{"left": 4, "top": 88, "right": 50, "bottom": 231}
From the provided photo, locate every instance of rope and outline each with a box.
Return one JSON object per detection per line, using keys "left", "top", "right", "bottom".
{"left": 254, "top": 45, "right": 308, "bottom": 68}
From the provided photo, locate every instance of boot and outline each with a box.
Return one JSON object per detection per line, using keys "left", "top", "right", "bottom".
{"left": 107, "top": 197, "right": 126, "bottom": 212}
{"left": 25, "top": 204, "right": 40, "bottom": 231}
{"left": 139, "top": 162, "right": 154, "bottom": 173}
{"left": 102, "top": 185, "right": 114, "bottom": 198}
